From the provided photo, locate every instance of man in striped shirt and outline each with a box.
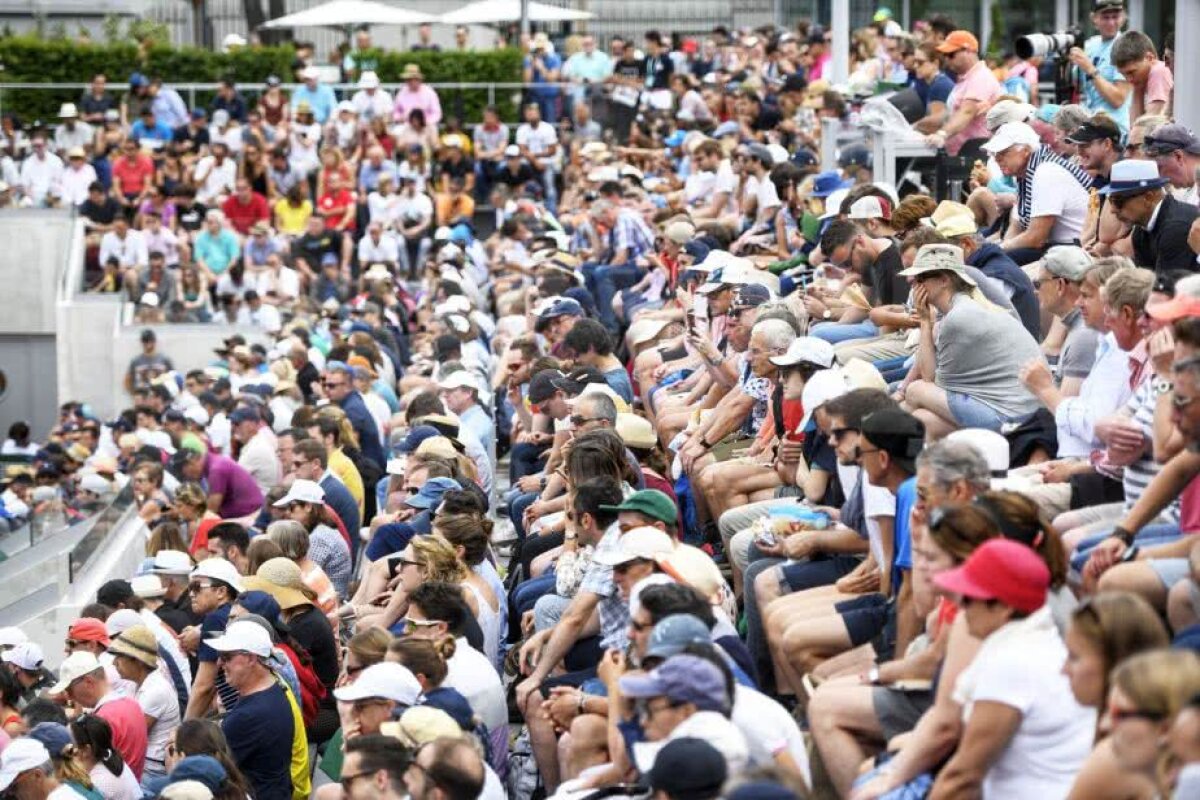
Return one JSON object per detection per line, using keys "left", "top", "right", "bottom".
{"left": 587, "top": 199, "right": 657, "bottom": 333}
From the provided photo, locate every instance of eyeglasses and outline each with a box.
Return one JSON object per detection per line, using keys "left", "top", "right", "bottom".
{"left": 854, "top": 445, "right": 881, "bottom": 460}
{"left": 395, "top": 558, "right": 424, "bottom": 570}
{"left": 570, "top": 415, "right": 605, "bottom": 427}
{"left": 828, "top": 427, "right": 857, "bottom": 441}
{"left": 188, "top": 582, "right": 213, "bottom": 593}
{"left": 402, "top": 616, "right": 441, "bottom": 630}
{"left": 216, "top": 650, "right": 249, "bottom": 663}
{"left": 323, "top": 380, "right": 346, "bottom": 389}
{"left": 1173, "top": 393, "right": 1200, "bottom": 411}
{"left": 403, "top": 485, "right": 421, "bottom": 495}
{"left": 1108, "top": 704, "right": 1166, "bottom": 724}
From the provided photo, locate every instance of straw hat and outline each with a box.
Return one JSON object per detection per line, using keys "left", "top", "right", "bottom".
{"left": 245, "top": 558, "right": 311, "bottom": 610}
{"left": 107, "top": 624, "right": 159, "bottom": 669}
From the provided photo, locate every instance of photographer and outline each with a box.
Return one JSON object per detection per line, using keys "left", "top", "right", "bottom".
{"left": 1069, "top": 0, "right": 1132, "bottom": 129}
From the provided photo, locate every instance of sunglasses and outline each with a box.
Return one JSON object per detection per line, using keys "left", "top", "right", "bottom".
{"left": 1108, "top": 704, "right": 1166, "bottom": 724}
{"left": 570, "top": 415, "right": 605, "bottom": 427}
{"left": 188, "top": 582, "right": 214, "bottom": 593}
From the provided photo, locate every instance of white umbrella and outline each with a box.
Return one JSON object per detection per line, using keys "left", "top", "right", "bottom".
{"left": 261, "top": 0, "right": 436, "bottom": 29}
{"left": 439, "top": 0, "right": 593, "bottom": 25}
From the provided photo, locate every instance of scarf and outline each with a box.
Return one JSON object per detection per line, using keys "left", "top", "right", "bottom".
{"left": 1017, "top": 145, "right": 1093, "bottom": 229}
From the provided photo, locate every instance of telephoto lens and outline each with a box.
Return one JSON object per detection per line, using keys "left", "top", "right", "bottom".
{"left": 1015, "top": 30, "right": 1081, "bottom": 59}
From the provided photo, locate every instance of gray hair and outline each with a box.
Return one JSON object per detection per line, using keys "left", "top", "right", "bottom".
{"left": 589, "top": 199, "right": 615, "bottom": 220}
{"left": 915, "top": 440, "right": 991, "bottom": 492}
{"left": 1053, "top": 104, "right": 1090, "bottom": 134}
{"left": 577, "top": 392, "right": 618, "bottom": 424}
{"left": 326, "top": 362, "right": 354, "bottom": 380}
{"left": 1103, "top": 267, "right": 1155, "bottom": 313}
{"left": 1083, "top": 255, "right": 1132, "bottom": 287}
{"left": 1175, "top": 275, "right": 1200, "bottom": 299}
{"left": 751, "top": 317, "right": 798, "bottom": 352}
{"left": 267, "top": 519, "right": 310, "bottom": 561}
{"left": 755, "top": 302, "right": 804, "bottom": 334}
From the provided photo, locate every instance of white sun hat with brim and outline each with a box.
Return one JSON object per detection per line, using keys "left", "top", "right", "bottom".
{"left": 273, "top": 478, "right": 325, "bottom": 507}
{"left": 151, "top": 549, "right": 193, "bottom": 576}
{"left": 205, "top": 619, "right": 272, "bottom": 658}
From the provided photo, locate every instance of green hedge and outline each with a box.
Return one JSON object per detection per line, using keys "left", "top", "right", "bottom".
{"left": 0, "top": 37, "right": 523, "bottom": 123}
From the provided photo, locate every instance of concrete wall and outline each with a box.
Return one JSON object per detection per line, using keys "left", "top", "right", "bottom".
{"left": 0, "top": 335, "right": 58, "bottom": 443}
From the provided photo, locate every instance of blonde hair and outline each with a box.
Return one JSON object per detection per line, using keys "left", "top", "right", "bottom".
{"left": 174, "top": 483, "right": 207, "bottom": 514}
{"left": 317, "top": 405, "right": 360, "bottom": 451}
{"left": 348, "top": 626, "right": 393, "bottom": 668}
{"left": 411, "top": 534, "right": 468, "bottom": 584}
{"left": 1103, "top": 267, "right": 1155, "bottom": 313}
{"left": 1112, "top": 649, "right": 1200, "bottom": 720}
{"left": 146, "top": 520, "right": 190, "bottom": 557}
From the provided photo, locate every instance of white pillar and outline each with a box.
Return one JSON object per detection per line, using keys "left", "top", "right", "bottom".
{"left": 831, "top": 0, "right": 850, "bottom": 85}
{"left": 980, "top": 0, "right": 992, "bottom": 56}
{"left": 901, "top": 0, "right": 910, "bottom": 29}
{"left": 1127, "top": 0, "right": 1145, "bottom": 33}
{"left": 1055, "top": 0, "right": 1070, "bottom": 32}
{"left": 1177, "top": 0, "right": 1200, "bottom": 130}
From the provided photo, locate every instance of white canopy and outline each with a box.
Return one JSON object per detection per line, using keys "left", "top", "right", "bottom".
{"left": 439, "top": 0, "right": 593, "bottom": 25}
{"left": 261, "top": 0, "right": 435, "bottom": 29}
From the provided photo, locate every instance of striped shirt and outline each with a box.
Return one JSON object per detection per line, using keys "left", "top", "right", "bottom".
{"left": 1017, "top": 145, "right": 1093, "bottom": 229}
{"left": 612, "top": 209, "right": 656, "bottom": 263}
{"left": 1120, "top": 380, "right": 1181, "bottom": 520}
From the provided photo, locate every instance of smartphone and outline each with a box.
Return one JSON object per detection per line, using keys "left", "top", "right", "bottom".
{"left": 685, "top": 309, "right": 696, "bottom": 333}
{"left": 387, "top": 555, "right": 404, "bottom": 578}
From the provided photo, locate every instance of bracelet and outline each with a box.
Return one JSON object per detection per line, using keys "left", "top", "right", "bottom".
{"left": 576, "top": 692, "right": 587, "bottom": 715}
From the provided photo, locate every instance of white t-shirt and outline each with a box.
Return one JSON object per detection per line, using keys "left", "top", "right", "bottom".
{"left": 1029, "top": 161, "right": 1090, "bottom": 244}
{"left": 516, "top": 121, "right": 560, "bottom": 167}
{"left": 756, "top": 174, "right": 781, "bottom": 216}
{"left": 138, "top": 669, "right": 181, "bottom": 771}
{"left": 953, "top": 606, "right": 1096, "bottom": 799}
{"left": 193, "top": 156, "right": 237, "bottom": 203}
{"left": 358, "top": 234, "right": 400, "bottom": 264}
{"left": 863, "top": 479, "right": 897, "bottom": 569}
{"left": 47, "top": 785, "right": 89, "bottom": 800}
{"left": 684, "top": 170, "right": 717, "bottom": 206}
{"left": 88, "top": 762, "right": 141, "bottom": 800}
{"left": 446, "top": 637, "right": 506, "bottom": 732}
{"left": 731, "top": 684, "right": 812, "bottom": 787}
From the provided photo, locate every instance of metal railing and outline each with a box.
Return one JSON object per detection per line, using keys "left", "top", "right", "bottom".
{"left": 0, "top": 80, "right": 595, "bottom": 120}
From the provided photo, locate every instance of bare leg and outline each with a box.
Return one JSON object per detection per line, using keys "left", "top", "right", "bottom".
{"left": 809, "top": 681, "right": 886, "bottom": 797}
{"left": 1168, "top": 579, "right": 1199, "bottom": 632}
{"left": 782, "top": 613, "right": 854, "bottom": 674}
{"left": 564, "top": 713, "right": 609, "bottom": 780}
{"left": 1097, "top": 563, "right": 1169, "bottom": 610}
{"left": 904, "top": 380, "right": 960, "bottom": 440}
{"left": 524, "top": 687, "right": 562, "bottom": 791}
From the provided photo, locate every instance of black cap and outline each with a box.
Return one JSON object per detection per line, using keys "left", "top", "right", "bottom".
{"left": 551, "top": 366, "right": 607, "bottom": 397}
{"left": 140, "top": 329, "right": 156, "bottom": 342}
{"left": 647, "top": 738, "right": 727, "bottom": 800}
{"left": 1093, "top": 0, "right": 1124, "bottom": 10}
{"left": 731, "top": 283, "right": 772, "bottom": 310}
{"left": 528, "top": 369, "right": 566, "bottom": 405}
{"left": 861, "top": 407, "right": 925, "bottom": 470}
{"left": 781, "top": 73, "right": 807, "bottom": 93}
{"left": 97, "top": 579, "right": 134, "bottom": 608}
{"left": 1066, "top": 119, "right": 1122, "bottom": 146}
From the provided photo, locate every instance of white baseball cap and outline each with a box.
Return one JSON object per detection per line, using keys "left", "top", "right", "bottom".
{"left": 183, "top": 406, "right": 210, "bottom": 426}
{"left": 333, "top": 662, "right": 422, "bottom": 706}
{"left": 78, "top": 474, "right": 110, "bottom": 495}
{"left": 1, "top": 642, "right": 44, "bottom": 671}
{"left": 846, "top": 195, "right": 892, "bottom": 221}
{"left": 206, "top": 619, "right": 273, "bottom": 658}
{"left": 438, "top": 371, "right": 480, "bottom": 393}
{"left": 0, "top": 739, "right": 51, "bottom": 791}
{"left": 358, "top": 70, "right": 380, "bottom": 89}
{"left": 982, "top": 121, "right": 1040, "bottom": 154}
{"left": 104, "top": 608, "right": 144, "bottom": 637}
{"left": 190, "top": 557, "right": 244, "bottom": 594}
{"left": 48, "top": 650, "right": 103, "bottom": 694}
{"left": 151, "top": 549, "right": 193, "bottom": 576}
{"left": 769, "top": 336, "right": 835, "bottom": 369}
{"left": 273, "top": 479, "right": 325, "bottom": 507}
{"left": 0, "top": 627, "right": 28, "bottom": 648}
{"left": 592, "top": 526, "right": 675, "bottom": 567}
{"left": 797, "top": 367, "right": 851, "bottom": 431}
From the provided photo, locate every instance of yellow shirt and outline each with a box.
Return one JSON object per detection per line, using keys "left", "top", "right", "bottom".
{"left": 276, "top": 676, "right": 311, "bottom": 800}
{"left": 273, "top": 198, "right": 313, "bottom": 236}
{"left": 329, "top": 447, "right": 365, "bottom": 518}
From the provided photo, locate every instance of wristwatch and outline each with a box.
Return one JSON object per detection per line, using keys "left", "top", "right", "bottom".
{"left": 1112, "top": 525, "right": 1136, "bottom": 546}
{"left": 1154, "top": 378, "right": 1174, "bottom": 396}
{"left": 564, "top": 532, "right": 577, "bottom": 542}
{"left": 822, "top": 309, "right": 833, "bottom": 320}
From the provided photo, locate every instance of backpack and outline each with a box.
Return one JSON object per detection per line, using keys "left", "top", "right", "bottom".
{"left": 278, "top": 642, "right": 327, "bottom": 729}
{"left": 506, "top": 727, "right": 541, "bottom": 800}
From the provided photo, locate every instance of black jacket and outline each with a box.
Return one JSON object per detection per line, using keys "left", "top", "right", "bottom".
{"left": 1133, "top": 195, "right": 1199, "bottom": 274}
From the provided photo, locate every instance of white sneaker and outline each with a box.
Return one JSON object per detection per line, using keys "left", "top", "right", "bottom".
{"left": 491, "top": 517, "right": 518, "bottom": 545}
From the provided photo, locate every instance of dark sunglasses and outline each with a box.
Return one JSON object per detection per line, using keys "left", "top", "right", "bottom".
{"left": 188, "top": 582, "right": 213, "bottom": 593}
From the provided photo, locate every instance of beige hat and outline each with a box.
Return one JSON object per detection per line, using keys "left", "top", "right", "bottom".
{"left": 930, "top": 200, "right": 972, "bottom": 226}
{"left": 656, "top": 544, "right": 726, "bottom": 604}
{"left": 415, "top": 436, "right": 460, "bottom": 461}
{"left": 160, "top": 781, "right": 214, "bottom": 800}
{"left": 897, "top": 243, "right": 977, "bottom": 286}
{"left": 247, "top": 557, "right": 311, "bottom": 610}
{"left": 402, "top": 63, "right": 423, "bottom": 80}
{"left": 108, "top": 624, "right": 159, "bottom": 669}
{"left": 616, "top": 413, "right": 657, "bottom": 450}
{"left": 381, "top": 706, "right": 463, "bottom": 747}
{"left": 934, "top": 213, "right": 977, "bottom": 239}
{"left": 132, "top": 574, "right": 166, "bottom": 598}
{"left": 662, "top": 219, "right": 696, "bottom": 245}
{"left": 628, "top": 317, "right": 674, "bottom": 346}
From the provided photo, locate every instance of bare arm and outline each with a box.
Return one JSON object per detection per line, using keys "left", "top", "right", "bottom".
{"left": 929, "top": 701, "right": 1023, "bottom": 800}
{"left": 1002, "top": 215, "right": 1055, "bottom": 252}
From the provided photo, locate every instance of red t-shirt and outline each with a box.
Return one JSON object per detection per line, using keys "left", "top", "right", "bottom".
{"left": 95, "top": 693, "right": 148, "bottom": 778}
{"left": 111, "top": 154, "right": 155, "bottom": 196}
{"left": 221, "top": 192, "right": 270, "bottom": 235}
{"left": 1179, "top": 472, "right": 1200, "bottom": 534}
{"left": 318, "top": 189, "right": 356, "bottom": 231}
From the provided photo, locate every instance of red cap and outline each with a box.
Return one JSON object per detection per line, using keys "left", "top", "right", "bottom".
{"left": 936, "top": 30, "right": 980, "bottom": 54}
{"left": 681, "top": 39, "right": 698, "bottom": 55}
{"left": 68, "top": 618, "right": 111, "bottom": 646}
{"left": 933, "top": 539, "right": 1050, "bottom": 613}
{"left": 1147, "top": 296, "right": 1200, "bottom": 323}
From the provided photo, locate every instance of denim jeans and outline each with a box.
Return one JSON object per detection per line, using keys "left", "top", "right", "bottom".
{"left": 810, "top": 319, "right": 880, "bottom": 344}
{"left": 509, "top": 441, "right": 549, "bottom": 482}
{"left": 1069, "top": 522, "right": 1182, "bottom": 576}
{"left": 509, "top": 490, "right": 539, "bottom": 541}
{"left": 536, "top": 163, "right": 558, "bottom": 213}
{"left": 594, "top": 263, "right": 646, "bottom": 331}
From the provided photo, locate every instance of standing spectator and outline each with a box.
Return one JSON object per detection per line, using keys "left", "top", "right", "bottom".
{"left": 515, "top": 102, "right": 560, "bottom": 212}
{"left": 1070, "top": 0, "right": 1132, "bottom": 130}
{"left": 210, "top": 80, "right": 248, "bottom": 123}
{"left": 79, "top": 73, "right": 115, "bottom": 125}
{"left": 206, "top": 620, "right": 297, "bottom": 800}
{"left": 125, "top": 329, "right": 173, "bottom": 395}
{"left": 910, "top": 42, "right": 956, "bottom": 133}
{"left": 1112, "top": 30, "right": 1174, "bottom": 120}
{"left": 641, "top": 31, "right": 674, "bottom": 112}
{"left": 924, "top": 30, "right": 1001, "bottom": 155}
{"left": 563, "top": 35, "right": 613, "bottom": 113}
{"left": 411, "top": 22, "right": 440, "bottom": 51}
{"left": 392, "top": 64, "right": 443, "bottom": 129}
{"left": 525, "top": 33, "right": 563, "bottom": 124}
{"left": 291, "top": 67, "right": 337, "bottom": 125}
{"left": 148, "top": 78, "right": 189, "bottom": 130}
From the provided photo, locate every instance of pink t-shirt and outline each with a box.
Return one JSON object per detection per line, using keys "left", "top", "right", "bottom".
{"left": 946, "top": 61, "right": 1001, "bottom": 155}
{"left": 1132, "top": 61, "right": 1173, "bottom": 119}
{"left": 95, "top": 692, "right": 148, "bottom": 779}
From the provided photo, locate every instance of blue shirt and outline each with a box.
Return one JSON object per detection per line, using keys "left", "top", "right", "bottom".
{"left": 130, "top": 119, "right": 174, "bottom": 145}
{"left": 526, "top": 52, "right": 563, "bottom": 97}
{"left": 1081, "top": 35, "right": 1131, "bottom": 132}
{"left": 223, "top": 682, "right": 295, "bottom": 800}
{"left": 194, "top": 228, "right": 241, "bottom": 275}
{"left": 892, "top": 477, "right": 917, "bottom": 581}
{"left": 151, "top": 89, "right": 189, "bottom": 129}
{"left": 358, "top": 159, "right": 398, "bottom": 193}
{"left": 603, "top": 367, "right": 635, "bottom": 404}
{"left": 291, "top": 84, "right": 338, "bottom": 124}
{"left": 914, "top": 72, "right": 955, "bottom": 112}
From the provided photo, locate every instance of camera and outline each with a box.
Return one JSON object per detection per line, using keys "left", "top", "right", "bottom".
{"left": 1015, "top": 27, "right": 1082, "bottom": 59}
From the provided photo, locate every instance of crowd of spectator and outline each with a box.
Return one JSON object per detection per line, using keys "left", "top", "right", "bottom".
{"left": 1, "top": 2, "right": 1200, "bottom": 799}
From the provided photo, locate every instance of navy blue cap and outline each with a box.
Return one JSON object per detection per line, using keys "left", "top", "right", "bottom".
{"left": 228, "top": 406, "right": 260, "bottom": 424}
{"left": 170, "top": 755, "right": 228, "bottom": 793}
{"left": 190, "top": 108, "right": 207, "bottom": 119}
{"left": 790, "top": 148, "right": 818, "bottom": 168}
{"left": 683, "top": 239, "right": 712, "bottom": 264}
{"left": 534, "top": 297, "right": 584, "bottom": 333}
{"left": 395, "top": 425, "right": 442, "bottom": 455}
{"left": 731, "top": 283, "right": 772, "bottom": 309}
{"left": 422, "top": 686, "right": 475, "bottom": 730}
{"left": 648, "top": 738, "right": 728, "bottom": 800}
{"left": 28, "top": 722, "right": 72, "bottom": 758}
{"left": 404, "top": 477, "right": 461, "bottom": 510}
{"left": 237, "top": 590, "right": 283, "bottom": 625}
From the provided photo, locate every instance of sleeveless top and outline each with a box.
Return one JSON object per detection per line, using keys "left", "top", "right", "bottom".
{"left": 464, "top": 581, "right": 501, "bottom": 667}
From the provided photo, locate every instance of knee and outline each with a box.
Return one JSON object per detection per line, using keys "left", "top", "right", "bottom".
{"left": 1096, "top": 564, "right": 1132, "bottom": 595}
{"left": 807, "top": 685, "right": 840, "bottom": 733}
{"left": 569, "top": 711, "right": 607, "bottom": 745}
{"left": 756, "top": 568, "right": 782, "bottom": 604}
